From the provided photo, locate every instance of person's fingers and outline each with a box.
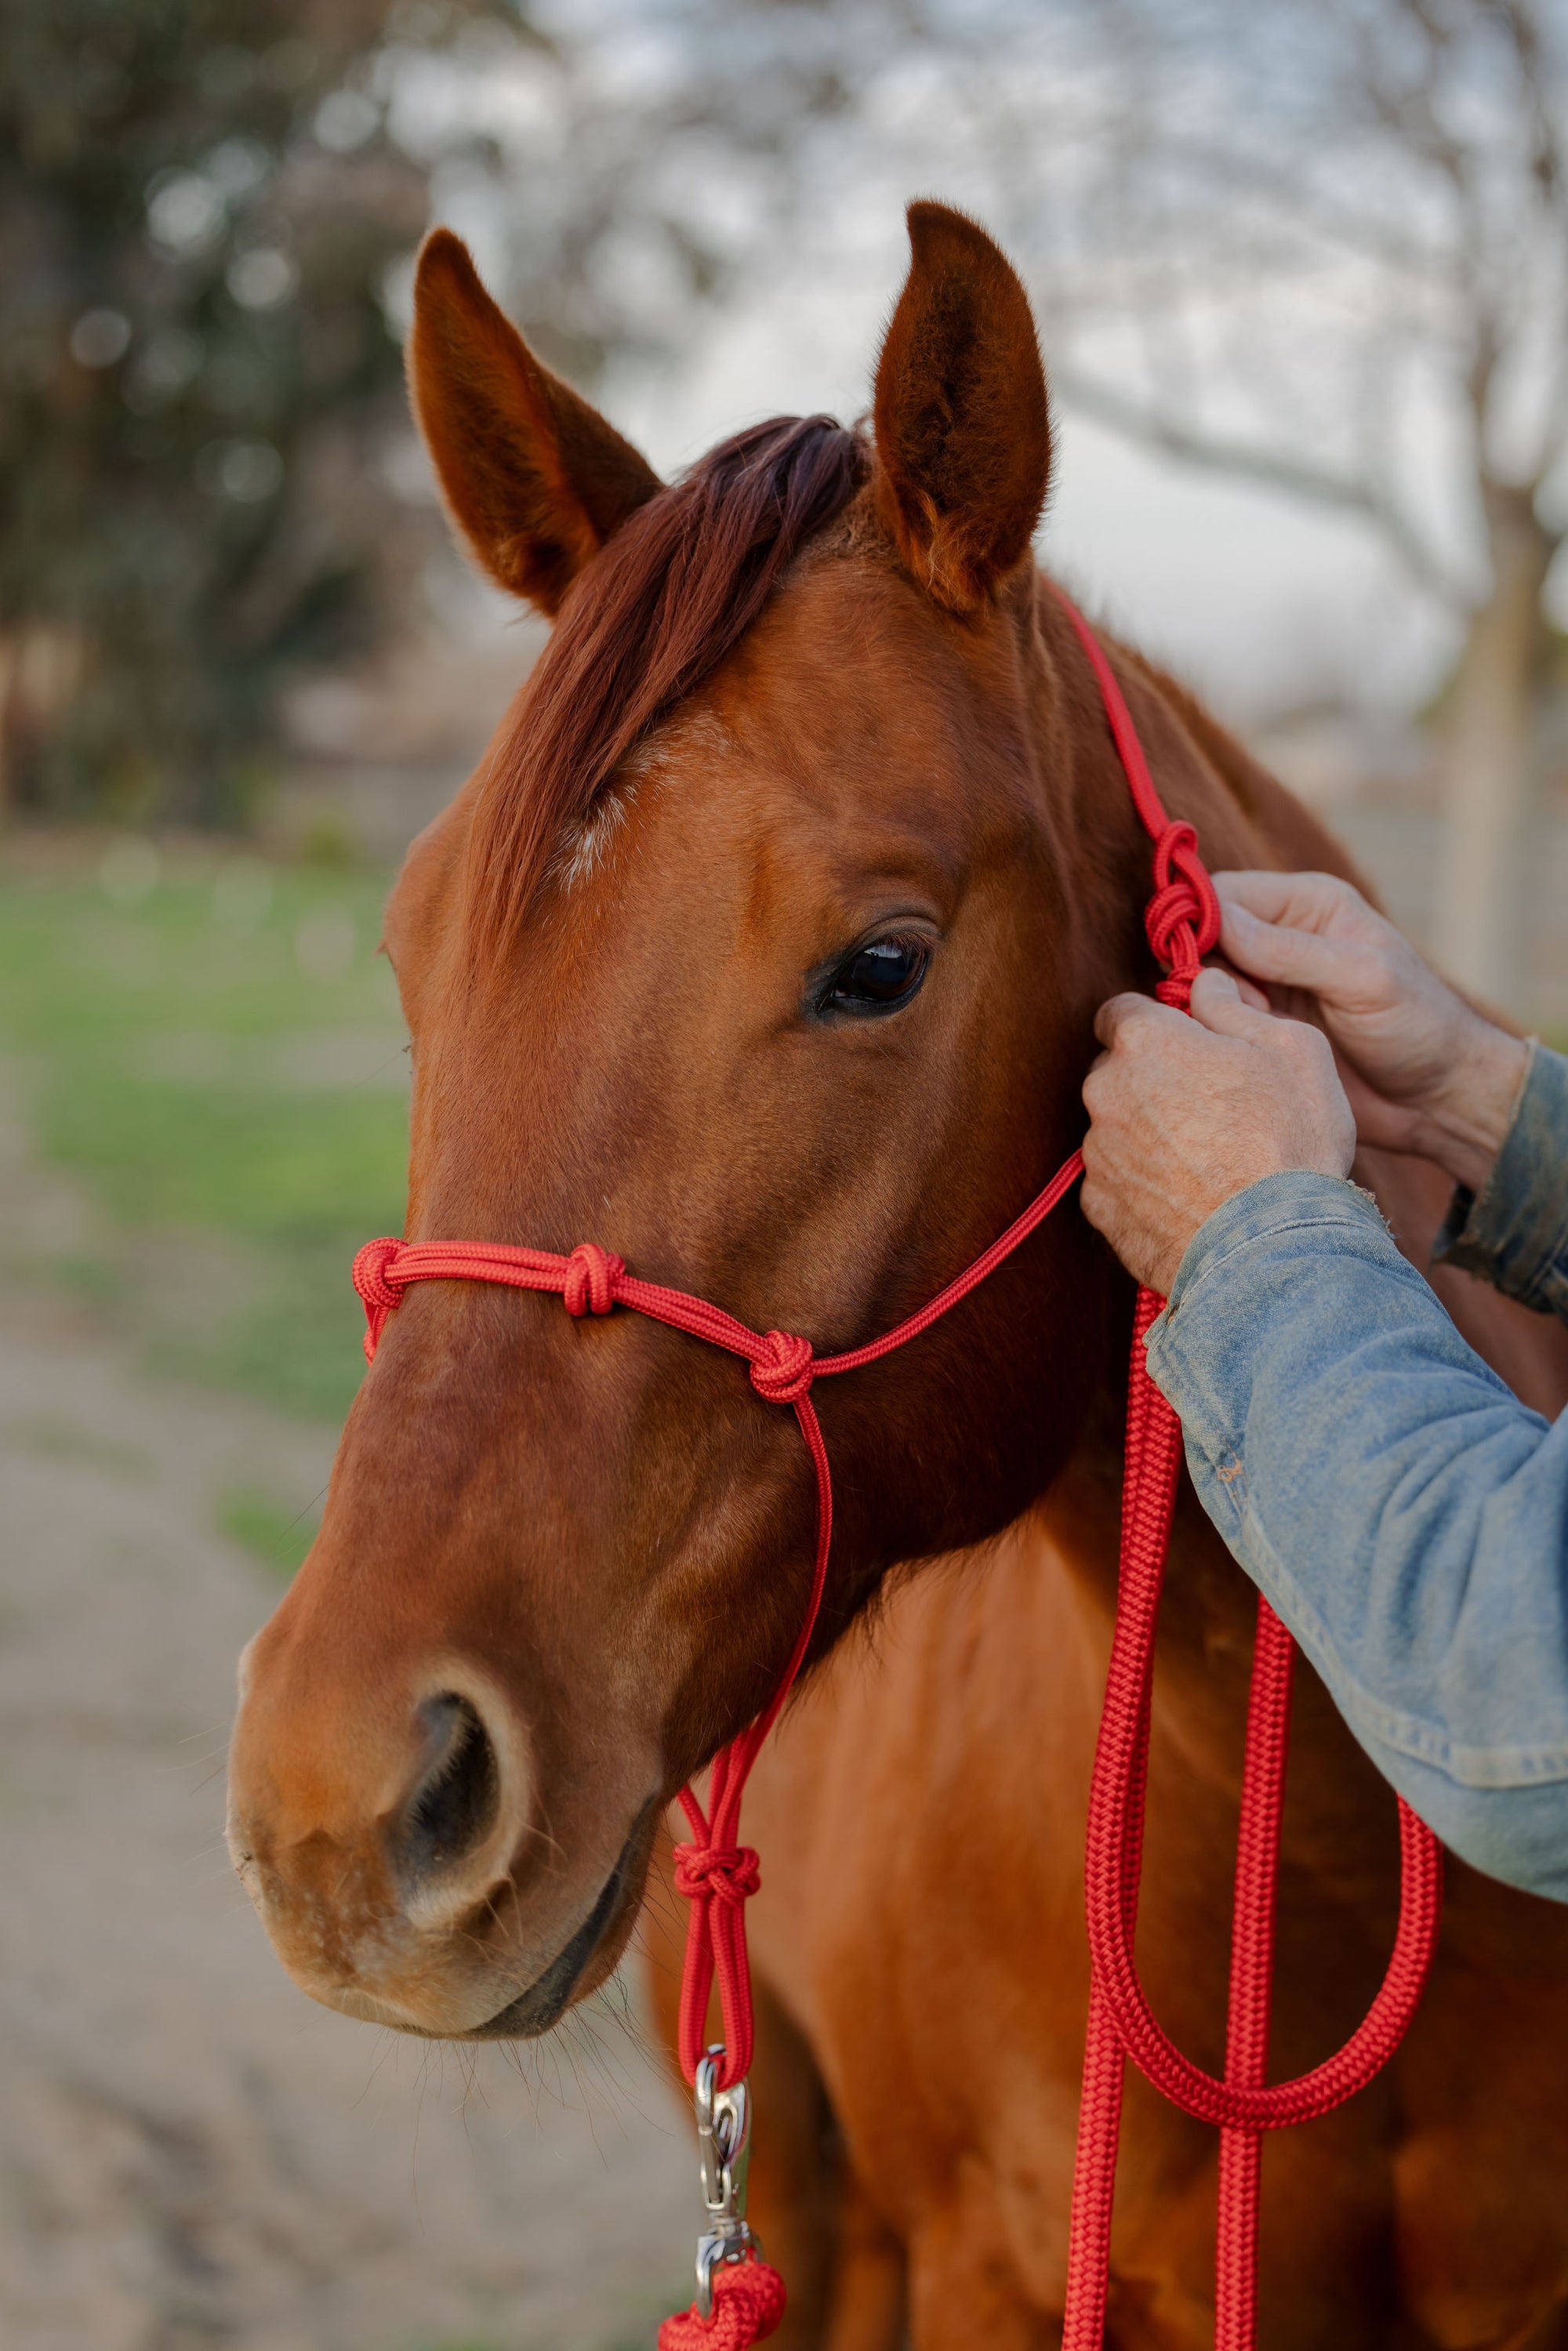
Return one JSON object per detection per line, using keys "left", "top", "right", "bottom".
{"left": 1187, "top": 964, "right": 1279, "bottom": 1039}
{"left": 1093, "top": 991, "right": 1172, "bottom": 1050}
{"left": 1213, "top": 869, "right": 1367, "bottom": 932}
{"left": 1218, "top": 898, "right": 1360, "bottom": 996}
{"left": 1217, "top": 960, "right": 1271, "bottom": 1012}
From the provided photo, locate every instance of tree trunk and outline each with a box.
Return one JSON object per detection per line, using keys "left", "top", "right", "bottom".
{"left": 1433, "top": 485, "right": 1554, "bottom": 1013}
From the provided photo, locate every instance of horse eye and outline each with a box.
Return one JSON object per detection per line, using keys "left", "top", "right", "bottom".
{"left": 826, "top": 935, "right": 931, "bottom": 1016}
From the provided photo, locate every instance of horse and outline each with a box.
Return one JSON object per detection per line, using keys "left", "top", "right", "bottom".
{"left": 226, "top": 202, "right": 1568, "bottom": 2349}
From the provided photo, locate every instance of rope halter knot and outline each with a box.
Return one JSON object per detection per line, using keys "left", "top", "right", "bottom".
{"left": 672, "top": 1841, "right": 762, "bottom": 1906}
{"left": 352, "top": 1235, "right": 404, "bottom": 1361}
{"left": 748, "top": 1329, "right": 814, "bottom": 1405}
{"left": 1145, "top": 818, "right": 1222, "bottom": 1008}
{"left": 562, "top": 1242, "right": 625, "bottom": 1318}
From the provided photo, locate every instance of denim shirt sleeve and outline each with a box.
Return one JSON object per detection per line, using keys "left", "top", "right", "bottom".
{"left": 1143, "top": 1170, "right": 1568, "bottom": 1902}
{"left": 1429, "top": 1039, "right": 1568, "bottom": 1320}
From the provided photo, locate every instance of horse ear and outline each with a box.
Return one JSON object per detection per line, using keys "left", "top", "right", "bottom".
{"left": 872, "top": 202, "right": 1051, "bottom": 613}
{"left": 408, "top": 229, "right": 662, "bottom": 615}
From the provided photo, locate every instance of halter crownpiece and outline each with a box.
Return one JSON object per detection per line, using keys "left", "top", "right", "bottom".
{"left": 351, "top": 590, "right": 1439, "bottom": 2351}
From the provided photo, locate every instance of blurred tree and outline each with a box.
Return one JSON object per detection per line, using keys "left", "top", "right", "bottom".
{"left": 463, "top": 1, "right": 904, "bottom": 391}
{"left": 0, "top": 0, "right": 505, "bottom": 822}
{"left": 1007, "top": 0, "right": 1568, "bottom": 1006}
{"left": 0, "top": 0, "right": 899, "bottom": 825}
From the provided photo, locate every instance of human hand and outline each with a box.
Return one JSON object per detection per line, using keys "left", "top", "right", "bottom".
{"left": 1214, "top": 872, "right": 1527, "bottom": 1195}
{"left": 1080, "top": 968, "right": 1356, "bottom": 1296}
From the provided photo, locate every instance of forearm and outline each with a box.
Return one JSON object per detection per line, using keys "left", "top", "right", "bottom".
{"left": 1145, "top": 1174, "right": 1568, "bottom": 1900}
{"left": 1431, "top": 1039, "right": 1568, "bottom": 1321}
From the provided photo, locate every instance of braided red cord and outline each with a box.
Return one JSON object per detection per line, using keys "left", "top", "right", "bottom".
{"left": 656, "top": 2255, "right": 787, "bottom": 2349}
{"left": 350, "top": 593, "right": 1442, "bottom": 2350}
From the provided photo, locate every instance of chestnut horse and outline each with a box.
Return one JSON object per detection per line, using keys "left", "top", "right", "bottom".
{"left": 227, "top": 204, "right": 1568, "bottom": 2349}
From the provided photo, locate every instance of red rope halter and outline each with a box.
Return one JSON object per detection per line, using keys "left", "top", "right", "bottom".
{"left": 352, "top": 591, "right": 1442, "bottom": 2350}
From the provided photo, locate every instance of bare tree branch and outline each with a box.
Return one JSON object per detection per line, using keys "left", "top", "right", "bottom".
{"left": 1051, "top": 365, "right": 1476, "bottom": 609}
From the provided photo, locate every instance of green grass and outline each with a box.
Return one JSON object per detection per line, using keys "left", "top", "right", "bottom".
{"left": 0, "top": 836, "right": 409, "bottom": 1422}
{"left": 11, "top": 1412, "right": 153, "bottom": 1480}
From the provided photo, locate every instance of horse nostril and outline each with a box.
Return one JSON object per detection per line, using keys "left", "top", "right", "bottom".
{"left": 397, "top": 1693, "right": 501, "bottom": 1881}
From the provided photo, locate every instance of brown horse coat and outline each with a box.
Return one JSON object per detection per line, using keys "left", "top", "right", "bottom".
{"left": 226, "top": 204, "right": 1568, "bottom": 2348}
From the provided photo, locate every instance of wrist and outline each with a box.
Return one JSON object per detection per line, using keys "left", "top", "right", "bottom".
{"left": 1411, "top": 1025, "right": 1530, "bottom": 1194}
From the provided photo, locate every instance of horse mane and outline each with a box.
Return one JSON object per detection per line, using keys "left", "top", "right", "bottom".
{"left": 465, "top": 412, "right": 869, "bottom": 955}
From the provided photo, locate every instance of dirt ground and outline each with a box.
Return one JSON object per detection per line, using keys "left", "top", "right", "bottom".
{"left": 0, "top": 1083, "right": 695, "bottom": 2351}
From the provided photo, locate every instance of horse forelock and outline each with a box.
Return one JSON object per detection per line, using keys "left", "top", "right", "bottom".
{"left": 462, "top": 412, "right": 870, "bottom": 958}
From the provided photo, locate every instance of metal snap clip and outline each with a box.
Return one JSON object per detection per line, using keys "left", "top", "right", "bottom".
{"left": 692, "top": 2044, "right": 760, "bottom": 2317}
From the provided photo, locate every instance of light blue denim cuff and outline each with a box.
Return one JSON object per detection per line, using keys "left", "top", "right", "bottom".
{"left": 1432, "top": 1039, "right": 1568, "bottom": 1319}
{"left": 1156, "top": 1167, "right": 1392, "bottom": 1333}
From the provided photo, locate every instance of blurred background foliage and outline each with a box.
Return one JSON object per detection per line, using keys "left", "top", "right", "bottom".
{"left": 0, "top": 0, "right": 878, "bottom": 829}
{"left": 0, "top": 840, "right": 408, "bottom": 1417}
{"left": 1, "top": 0, "right": 498, "bottom": 824}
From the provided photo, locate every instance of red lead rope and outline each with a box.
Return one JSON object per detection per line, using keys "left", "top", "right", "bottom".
{"left": 1054, "top": 599, "right": 1443, "bottom": 2350}
{"left": 351, "top": 593, "right": 1442, "bottom": 2350}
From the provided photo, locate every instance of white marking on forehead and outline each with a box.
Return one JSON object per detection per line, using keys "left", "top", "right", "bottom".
{"left": 622, "top": 702, "right": 737, "bottom": 775}
{"left": 554, "top": 783, "right": 635, "bottom": 894}
{"left": 552, "top": 704, "right": 739, "bottom": 893}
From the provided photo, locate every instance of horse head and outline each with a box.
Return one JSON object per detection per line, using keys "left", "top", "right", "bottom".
{"left": 227, "top": 204, "right": 1152, "bottom": 2039}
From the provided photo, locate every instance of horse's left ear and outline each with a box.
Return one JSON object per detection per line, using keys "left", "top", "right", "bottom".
{"left": 873, "top": 202, "right": 1051, "bottom": 613}
{"left": 408, "top": 228, "right": 662, "bottom": 615}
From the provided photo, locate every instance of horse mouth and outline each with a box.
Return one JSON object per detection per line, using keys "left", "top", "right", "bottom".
{"left": 463, "top": 1803, "right": 655, "bottom": 2041}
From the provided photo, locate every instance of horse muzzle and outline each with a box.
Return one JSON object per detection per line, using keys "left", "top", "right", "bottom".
{"left": 226, "top": 1654, "right": 652, "bottom": 2039}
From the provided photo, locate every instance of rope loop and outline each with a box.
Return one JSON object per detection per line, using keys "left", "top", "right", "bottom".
{"left": 562, "top": 1242, "right": 625, "bottom": 1318}
{"left": 673, "top": 1842, "right": 762, "bottom": 1906}
{"left": 353, "top": 1235, "right": 402, "bottom": 1312}
{"left": 351, "top": 1236, "right": 404, "bottom": 1361}
{"left": 748, "top": 1329, "right": 814, "bottom": 1404}
{"left": 1145, "top": 818, "right": 1222, "bottom": 1006}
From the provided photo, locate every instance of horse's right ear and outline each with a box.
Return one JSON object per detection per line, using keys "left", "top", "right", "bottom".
{"left": 408, "top": 229, "right": 662, "bottom": 615}
{"left": 873, "top": 202, "right": 1051, "bottom": 613}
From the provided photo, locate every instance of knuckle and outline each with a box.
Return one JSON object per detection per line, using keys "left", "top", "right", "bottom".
{"left": 1277, "top": 1025, "right": 1329, "bottom": 1080}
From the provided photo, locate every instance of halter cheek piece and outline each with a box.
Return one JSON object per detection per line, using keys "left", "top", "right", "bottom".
{"left": 352, "top": 592, "right": 1442, "bottom": 2351}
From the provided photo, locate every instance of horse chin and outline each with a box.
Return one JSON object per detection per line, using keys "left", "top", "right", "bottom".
{"left": 462, "top": 1816, "right": 651, "bottom": 2040}
{"left": 233, "top": 1796, "right": 659, "bottom": 2043}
